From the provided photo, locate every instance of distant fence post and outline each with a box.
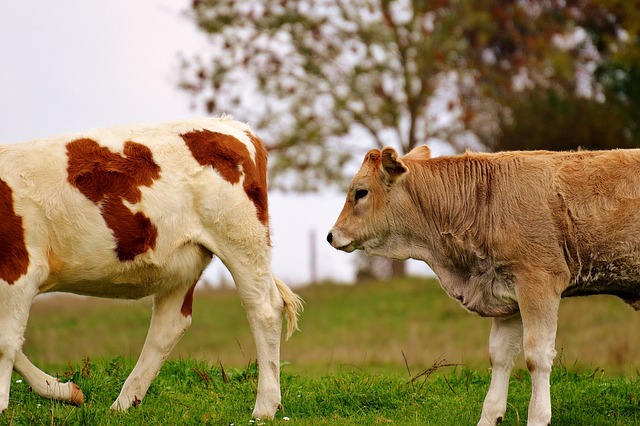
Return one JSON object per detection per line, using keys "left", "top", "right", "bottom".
{"left": 310, "top": 229, "right": 317, "bottom": 284}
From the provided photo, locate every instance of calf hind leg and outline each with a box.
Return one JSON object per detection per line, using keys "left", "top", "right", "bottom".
{"left": 13, "top": 351, "right": 84, "bottom": 405}
{"left": 228, "top": 267, "right": 285, "bottom": 419}
{"left": 111, "top": 282, "right": 196, "bottom": 410}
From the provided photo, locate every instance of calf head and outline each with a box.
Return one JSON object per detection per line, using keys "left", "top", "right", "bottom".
{"left": 327, "top": 145, "right": 430, "bottom": 258}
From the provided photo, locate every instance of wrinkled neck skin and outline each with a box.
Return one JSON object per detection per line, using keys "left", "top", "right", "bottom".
{"left": 370, "top": 161, "right": 519, "bottom": 318}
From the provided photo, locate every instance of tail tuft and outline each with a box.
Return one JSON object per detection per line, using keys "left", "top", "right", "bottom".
{"left": 274, "top": 276, "right": 304, "bottom": 340}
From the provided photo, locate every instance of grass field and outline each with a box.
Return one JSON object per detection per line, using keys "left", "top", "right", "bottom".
{"left": 9, "top": 276, "right": 640, "bottom": 424}
{"left": 5, "top": 358, "right": 640, "bottom": 425}
{"left": 24, "top": 277, "right": 640, "bottom": 375}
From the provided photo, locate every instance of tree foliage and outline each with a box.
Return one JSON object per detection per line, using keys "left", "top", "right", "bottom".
{"left": 492, "top": 89, "right": 638, "bottom": 152}
{"left": 488, "top": 0, "right": 640, "bottom": 152}
{"left": 180, "top": 0, "right": 467, "bottom": 189}
{"left": 179, "top": 0, "right": 639, "bottom": 189}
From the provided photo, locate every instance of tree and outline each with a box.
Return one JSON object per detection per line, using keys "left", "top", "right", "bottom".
{"left": 487, "top": 0, "right": 640, "bottom": 152}
{"left": 180, "top": 1, "right": 637, "bottom": 185}
{"left": 180, "top": 0, "right": 489, "bottom": 190}
{"left": 491, "top": 89, "right": 639, "bottom": 152}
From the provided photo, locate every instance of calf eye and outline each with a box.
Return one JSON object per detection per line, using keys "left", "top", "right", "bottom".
{"left": 355, "top": 189, "right": 368, "bottom": 201}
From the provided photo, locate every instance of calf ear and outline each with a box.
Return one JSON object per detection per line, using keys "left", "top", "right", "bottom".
{"left": 381, "top": 147, "right": 407, "bottom": 183}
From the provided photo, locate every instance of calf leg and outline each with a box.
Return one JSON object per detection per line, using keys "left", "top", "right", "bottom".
{"left": 0, "top": 343, "right": 17, "bottom": 412}
{"left": 13, "top": 351, "right": 84, "bottom": 405}
{"left": 200, "top": 210, "right": 287, "bottom": 418}
{"left": 518, "top": 276, "right": 561, "bottom": 426}
{"left": 478, "top": 314, "right": 523, "bottom": 426}
{"left": 0, "top": 284, "right": 37, "bottom": 412}
{"left": 227, "top": 266, "right": 284, "bottom": 419}
{"left": 0, "top": 350, "right": 14, "bottom": 412}
{"left": 111, "top": 282, "right": 196, "bottom": 410}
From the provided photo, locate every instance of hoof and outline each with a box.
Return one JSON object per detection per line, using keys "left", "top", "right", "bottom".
{"left": 251, "top": 402, "right": 280, "bottom": 420}
{"left": 70, "top": 383, "right": 85, "bottom": 405}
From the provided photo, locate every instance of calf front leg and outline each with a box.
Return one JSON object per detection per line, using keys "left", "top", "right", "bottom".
{"left": 111, "top": 282, "right": 196, "bottom": 410}
{"left": 0, "top": 348, "right": 15, "bottom": 412}
{"left": 0, "top": 283, "right": 37, "bottom": 412}
{"left": 478, "top": 314, "right": 523, "bottom": 426}
{"left": 518, "top": 275, "right": 562, "bottom": 426}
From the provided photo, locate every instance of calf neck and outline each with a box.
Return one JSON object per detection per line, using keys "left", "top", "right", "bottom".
{"left": 328, "top": 145, "right": 640, "bottom": 425}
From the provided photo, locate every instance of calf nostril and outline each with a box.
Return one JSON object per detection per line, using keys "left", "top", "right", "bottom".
{"left": 327, "top": 232, "right": 333, "bottom": 244}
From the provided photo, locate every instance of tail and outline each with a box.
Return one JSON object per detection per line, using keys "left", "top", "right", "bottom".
{"left": 274, "top": 276, "right": 304, "bottom": 340}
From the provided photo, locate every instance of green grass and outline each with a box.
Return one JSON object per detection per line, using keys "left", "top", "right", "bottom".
{"left": 4, "top": 358, "right": 640, "bottom": 425}
{"left": 9, "top": 276, "right": 640, "bottom": 423}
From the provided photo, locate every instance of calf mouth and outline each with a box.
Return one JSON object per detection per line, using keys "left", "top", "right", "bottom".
{"left": 336, "top": 243, "right": 356, "bottom": 253}
{"left": 326, "top": 231, "right": 358, "bottom": 252}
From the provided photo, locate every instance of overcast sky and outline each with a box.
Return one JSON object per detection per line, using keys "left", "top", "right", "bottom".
{"left": 1, "top": 0, "right": 430, "bottom": 286}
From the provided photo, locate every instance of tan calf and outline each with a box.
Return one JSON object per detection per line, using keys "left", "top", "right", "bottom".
{"left": 328, "top": 146, "right": 640, "bottom": 426}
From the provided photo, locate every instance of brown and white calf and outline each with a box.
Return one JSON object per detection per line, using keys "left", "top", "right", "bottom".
{"left": 0, "top": 117, "right": 302, "bottom": 418}
{"left": 328, "top": 146, "right": 640, "bottom": 425}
